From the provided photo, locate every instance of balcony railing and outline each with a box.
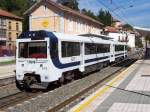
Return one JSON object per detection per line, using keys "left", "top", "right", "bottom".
{"left": 0, "top": 37, "right": 7, "bottom": 41}
{"left": 0, "top": 25, "right": 7, "bottom": 29}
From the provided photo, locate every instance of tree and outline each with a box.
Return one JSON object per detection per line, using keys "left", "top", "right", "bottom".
{"left": 97, "top": 9, "right": 112, "bottom": 26}
{"left": 59, "top": 0, "right": 79, "bottom": 11}
{"left": 81, "top": 8, "right": 97, "bottom": 20}
{"left": 135, "top": 37, "right": 143, "bottom": 48}
{"left": 122, "top": 24, "right": 133, "bottom": 31}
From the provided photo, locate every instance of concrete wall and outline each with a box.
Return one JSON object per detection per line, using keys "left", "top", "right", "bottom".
{"left": 0, "top": 56, "right": 15, "bottom": 62}
{"left": 30, "top": 4, "right": 102, "bottom": 35}
{"left": 108, "top": 32, "right": 135, "bottom": 48}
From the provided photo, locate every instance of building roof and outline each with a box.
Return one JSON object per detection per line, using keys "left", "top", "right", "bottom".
{"left": 24, "top": 0, "right": 103, "bottom": 26}
{"left": 79, "top": 33, "right": 113, "bottom": 40}
{"left": 0, "top": 9, "right": 22, "bottom": 20}
{"left": 105, "top": 26, "right": 120, "bottom": 33}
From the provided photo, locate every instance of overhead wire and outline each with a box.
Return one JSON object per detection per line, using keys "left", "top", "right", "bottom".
{"left": 111, "top": 0, "right": 135, "bottom": 26}
{"left": 96, "top": 0, "right": 133, "bottom": 25}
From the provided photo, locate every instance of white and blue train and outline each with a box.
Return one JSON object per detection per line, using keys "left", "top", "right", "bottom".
{"left": 15, "top": 30, "right": 127, "bottom": 90}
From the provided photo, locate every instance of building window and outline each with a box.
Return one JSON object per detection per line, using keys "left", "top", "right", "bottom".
{"left": 9, "top": 43, "right": 11, "bottom": 49}
{"left": 0, "top": 29, "right": 6, "bottom": 38}
{"left": 8, "top": 32, "right": 11, "bottom": 38}
{"left": 0, "top": 41, "right": 6, "bottom": 46}
{"left": 77, "top": 19, "right": 80, "bottom": 32}
{"left": 16, "top": 33, "right": 19, "bottom": 38}
{"left": 9, "top": 37, "right": 12, "bottom": 41}
{"left": 68, "top": 17, "right": 73, "bottom": 31}
{"left": 44, "top": 5, "right": 47, "bottom": 11}
{"left": 0, "top": 18, "right": 6, "bottom": 26}
{"left": 16, "top": 23, "right": 19, "bottom": 31}
{"left": 9, "top": 21, "right": 11, "bottom": 30}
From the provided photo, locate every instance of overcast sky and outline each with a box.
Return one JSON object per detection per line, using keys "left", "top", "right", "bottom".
{"left": 79, "top": 0, "right": 150, "bottom": 28}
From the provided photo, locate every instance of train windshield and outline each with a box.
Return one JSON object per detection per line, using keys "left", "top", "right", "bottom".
{"left": 19, "top": 41, "right": 47, "bottom": 59}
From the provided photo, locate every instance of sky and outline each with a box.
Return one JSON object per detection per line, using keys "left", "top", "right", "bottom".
{"left": 79, "top": 0, "right": 150, "bottom": 28}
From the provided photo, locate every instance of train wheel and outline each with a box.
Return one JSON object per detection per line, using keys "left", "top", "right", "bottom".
{"left": 65, "top": 71, "right": 75, "bottom": 83}
{"left": 15, "top": 79, "right": 24, "bottom": 91}
{"left": 59, "top": 74, "right": 66, "bottom": 85}
{"left": 21, "top": 76, "right": 36, "bottom": 92}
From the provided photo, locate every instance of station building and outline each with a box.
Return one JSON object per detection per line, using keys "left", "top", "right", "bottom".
{"left": 0, "top": 9, "right": 22, "bottom": 56}
{"left": 24, "top": 0, "right": 104, "bottom": 35}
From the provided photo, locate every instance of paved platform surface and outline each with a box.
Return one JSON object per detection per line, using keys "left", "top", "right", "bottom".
{"left": 0, "top": 64, "right": 15, "bottom": 79}
{"left": 70, "top": 60, "right": 150, "bottom": 112}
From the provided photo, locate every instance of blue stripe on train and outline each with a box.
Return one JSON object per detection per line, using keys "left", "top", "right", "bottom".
{"left": 85, "top": 56, "right": 109, "bottom": 63}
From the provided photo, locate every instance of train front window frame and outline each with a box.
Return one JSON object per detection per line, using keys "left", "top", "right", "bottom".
{"left": 18, "top": 41, "right": 47, "bottom": 59}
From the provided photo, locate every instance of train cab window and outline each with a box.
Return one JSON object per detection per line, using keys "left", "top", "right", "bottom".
{"left": 61, "top": 41, "right": 80, "bottom": 57}
{"left": 19, "top": 42, "right": 47, "bottom": 58}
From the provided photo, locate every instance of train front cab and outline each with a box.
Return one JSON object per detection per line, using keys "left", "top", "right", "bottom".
{"left": 15, "top": 34, "right": 54, "bottom": 90}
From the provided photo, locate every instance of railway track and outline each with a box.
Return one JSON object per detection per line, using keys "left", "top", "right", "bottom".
{"left": 0, "top": 76, "right": 15, "bottom": 87}
{"left": 0, "top": 90, "right": 43, "bottom": 110}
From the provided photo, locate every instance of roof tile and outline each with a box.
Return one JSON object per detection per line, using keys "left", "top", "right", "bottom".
{"left": 0, "top": 9, "right": 22, "bottom": 20}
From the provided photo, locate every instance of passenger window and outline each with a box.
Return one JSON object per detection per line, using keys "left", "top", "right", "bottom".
{"left": 85, "top": 43, "right": 96, "bottom": 55}
{"left": 115, "top": 45, "right": 124, "bottom": 51}
{"left": 61, "top": 41, "right": 80, "bottom": 57}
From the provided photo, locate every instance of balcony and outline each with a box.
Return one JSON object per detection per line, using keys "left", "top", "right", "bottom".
{"left": 0, "top": 36, "right": 7, "bottom": 41}
{"left": 0, "top": 25, "right": 7, "bottom": 29}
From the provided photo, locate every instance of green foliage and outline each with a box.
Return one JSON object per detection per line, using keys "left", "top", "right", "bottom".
{"left": 122, "top": 24, "right": 133, "bottom": 31}
{"left": 81, "top": 8, "right": 97, "bottom": 20}
{"left": 60, "top": 0, "right": 79, "bottom": 11}
{"left": 135, "top": 37, "right": 143, "bottom": 48}
{"left": 97, "top": 9, "right": 112, "bottom": 26}
{"left": 81, "top": 8, "right": 113, "bottom": 26}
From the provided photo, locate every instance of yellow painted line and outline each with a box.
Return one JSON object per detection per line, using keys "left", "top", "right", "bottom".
{"left": 71, "top": 61, "right": 138, "bottom": 112}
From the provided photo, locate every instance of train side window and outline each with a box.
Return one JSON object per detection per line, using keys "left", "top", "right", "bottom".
{"left": 85, "top": 43, "right": 96, "bottom": 55}
{"left": 96, "top": 44, "right": 110, "bottom": 53}
{"left": 125, "top": 45, "right": 128, "bottom": 50}
{"left": 115, "top": 45, "right": 124, "bottom": 51}
{"left": 61, "top": 41, "right": 80, "bottom": 57}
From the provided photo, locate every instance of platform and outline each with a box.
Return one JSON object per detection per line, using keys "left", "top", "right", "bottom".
{"left": 69, "top": 59, "right": 150, "bottom": 112}
{"left": 0, "top": 64, "right": 15, "bottom": 79}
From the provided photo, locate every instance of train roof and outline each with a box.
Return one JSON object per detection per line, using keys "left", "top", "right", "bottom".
{"left": 18, "top": 30, "right": 126, "bottom": 45}
{"left": 79, "top": 34, "right": 113, "bottom": 40}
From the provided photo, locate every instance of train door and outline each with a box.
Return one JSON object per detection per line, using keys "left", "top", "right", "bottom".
{"left": 124, "top": 45, "right": 126, "bottom": 58}
{"left": 79, "top": 42, "right": 85, "bottom": 72}
{"left": 110, "top": 44, "right": 115, "bottom": 62}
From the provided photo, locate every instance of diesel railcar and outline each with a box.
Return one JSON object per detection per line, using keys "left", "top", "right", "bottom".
{"left": 15, "top": 30, "right": 127, "bottom": 90}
